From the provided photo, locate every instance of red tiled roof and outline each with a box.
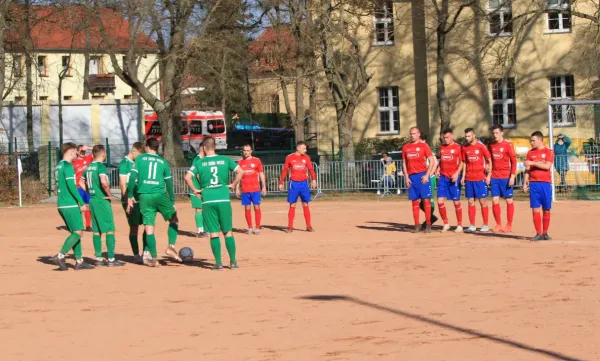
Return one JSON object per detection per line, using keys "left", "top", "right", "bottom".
{"left": 249, "top": 27, "right": 296, "bottom": 72}
{"left": 5, "top": 5, "right": 158, "bottom": 51}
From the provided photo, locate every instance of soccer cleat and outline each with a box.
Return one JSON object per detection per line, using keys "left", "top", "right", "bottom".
{"left": 441, "top": 224, "right": 451, "bottom": 233}
{"left": 504, "top": 224, "right": 512, "bottom": 233}
{"left": 52, "top": 254, "right": 68, "bottom": 271}
{"left": 306, "top": 227, "right": 315, "bottom": 232}
{"left": 74, "top": 261, "right": 95, "bottom": 270}
{"left": 212, "top": 263, "right": 224, "bottom": 271}
{"left": 254, "top": 229, "right": 261, "bottom": 235}
{"left": 531, "top": 234, "right": 545, "bottom": 241}
{"left": 133, "top": 254, "right": 143, "bottom": 265}
{"left": 142, "top": 251, "right": 151, "bottom": 265}
{"left": 146, "top": 259, "right": 160, "bottom": 267}
{"left": 479, "top": 225, "right": 490, "bottom": 232}
{"left": 197, "top": 229, "right": 208, "bottom": 238}
{"left": 454, "top": 226, "right": 464, "bottom": 233}
{"left": 106, "top": 259, "right": 125, "bottom": 267}
{"left": 464, "top": 225, "right": 477, "bottom": 233}
{"left": 165, "top": 245, "right": 182, "bottom": 262}
{"left": 286, "top": 227, "right": 294, "bottom": 233}
{"left": 247, "top": 229, "right": 253, "bottom": 235}
{"left": 543, "top": 234, "right": 552, "bottom": 241}
{"left": 95, "top": 258, "right": 107, "bottom": 267}
{"left": 230, "top": 262, "right": 239, "bottom": 270}
{"left": 493, "top": 224, "right": 504, "bottom": 233}
{"left": 412, "top": 225, "right": 422, "bottom": 233}
{"left": 424, "top": 226, "right": 432, "bottom": 233}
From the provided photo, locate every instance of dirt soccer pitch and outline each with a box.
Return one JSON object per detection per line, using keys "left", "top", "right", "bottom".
{"left": 1, "top": 198, "right": 599, "bottom": 361}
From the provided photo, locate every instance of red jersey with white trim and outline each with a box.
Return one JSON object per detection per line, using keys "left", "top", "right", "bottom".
{"left": 526, "top": 147, "right": 554, "bottom": 183}
{"left": 438, "top": 143, "right": 463, "bottom": 178}
{"left": 238, "top": 157, "right": 264, "bottom": 193}
{"left": 462, "top": 142, "right": 491, "bottom": 181}
{"left": 72, "top": 154, "right": 93, "bottom": 188}
{"left": 402, "top": 142, "right": 433, "bottom": 175}
{"left": 279, "top": 153, "right": 316, "bottom": 184}
{"left": 490, "top": 139, "right": 517, "bottom": 179}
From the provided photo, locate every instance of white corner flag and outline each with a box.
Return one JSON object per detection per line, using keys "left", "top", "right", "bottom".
{"left": 17, "top": 158, "right": 23, "bottom": 208}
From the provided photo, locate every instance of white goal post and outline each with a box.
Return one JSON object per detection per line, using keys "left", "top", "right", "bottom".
{"left": 547, "top": 99, "right": 600, "bottom": 202}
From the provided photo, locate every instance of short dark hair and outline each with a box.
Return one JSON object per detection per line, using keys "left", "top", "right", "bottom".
{"left": 410, "top": 126, "right": 420, "bottom": 133}
{"left": 61, "top": 142, "right": 77, "bottom": 156}
{"left": 491, "top": 124, "right": 504, "bottom": 132}
{"left": 145, "top": 137, "right": 160, "bottom": 152}
{"left": 296, "top": 141, "right": 307, "bottom": 148}
{"left": 132, "top": 142, "right": 144, "bottom": 152}
{"left": 464, "top": 127, "right": 475, "bottom": 134}
{"left": 92, "top": 145, "right": 105, "bottom": 158}
{"left": 442, "top": 128, "right": 453, "bottom": 135}
{"left": 382, "top": 152, "right": 388, "bottom": 156}
{"left": 531, "top": 131, "right": 544, "bottom": 140}
{"left": 203, "top": 136, "right": 216, "bottom": 150}
{"left": 77, "top": 144, "right": 84, "bottom": 152}
{"left": 242, "top": 144, "right": 253, "bottom": 150}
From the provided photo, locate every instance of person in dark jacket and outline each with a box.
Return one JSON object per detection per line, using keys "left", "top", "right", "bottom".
{"left": 554, "top": 133, "right": 571, "bottom": 192}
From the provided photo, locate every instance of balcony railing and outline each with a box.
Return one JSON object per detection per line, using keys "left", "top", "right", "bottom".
{"left": 88, "top": 74, "right": 115, "bottom": 91}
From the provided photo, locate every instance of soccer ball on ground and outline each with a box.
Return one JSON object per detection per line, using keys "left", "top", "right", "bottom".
{"left": 179, "top": 247, "right": 194, "bottom": 263}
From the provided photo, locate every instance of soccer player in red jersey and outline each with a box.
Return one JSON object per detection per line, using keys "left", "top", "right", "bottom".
{"left": 489, "top": 124, "right": 517, "bottom": 233}
{"left": 461, "top": 128, "right": 492, "bottom": 233}
{"left": 436, "top": 128, "right": 464, "bottom": 233}
{"left": 236, "top": 145, "right": 267, "bottom": 235}
{"left": 72, "top": 144, "right": 93, "bottom": 231}
{"left": 523, "top": 131, "right": 554, "bottom": 241}
{"left": 278, "top": 141, "right": 317, "bottom": 233}
{"left": 402, "top": 127, "right": 437, "bottom": 233}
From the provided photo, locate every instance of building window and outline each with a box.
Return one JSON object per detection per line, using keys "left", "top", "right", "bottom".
{"left": 488, "top": 0, "right": 512, "bottom": 36}
{"left": 63, "top": 95, "right": 72, "bottom": 100}
{"left": 491, "top": 78, "right": 516, "bottom": 128}
{"left": 61, "top": 56, "right": 72, "bottom": 76}
{"left": 374, "top": 0, "right": 394, "bottom": 46}
{"left": 269, "top": 94, "right": 280, "bottom": 113}
{"left": 92, "top": 95, "right": 104, "bottom": 100}
{"left": 90, "top": 56, "right": 102, "bottom": 75}
{"left": 14, "top": 96, "right": 24, "bottom": 102}
{"left": 378, "top": 87, "right": 399, "bottom": 133}
{"left": 550, "top": 75, "right": 575, "bottom": 126}
{"left": 37, "top": 56, "right": 48, "bottom": 76}
{"left": 13, "top": 56, "right": 23, "bottom": 77}
{"left": 547, "top": 0, "right": 571, "bottom": 32}
{"left": 39, "top": 96, "right": 48, "bottom": 100}
{"left": 124, "top": 94, "right": 132, "bottom": 99}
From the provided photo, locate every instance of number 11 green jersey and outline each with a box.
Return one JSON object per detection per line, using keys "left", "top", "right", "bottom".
{"left": 127, "top": 153, "right": 174, "bottom": 200}
{"left": 81, "top": 161, "right": 109, "bottom": 199}
{"left": 188, "top": 155, "right": 238, "bottom": 203}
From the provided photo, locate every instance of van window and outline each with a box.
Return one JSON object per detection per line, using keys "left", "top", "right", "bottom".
{"left": 207, "top": 119, "right": 225, "bottom": 134}
{"left": 190, "top": 120, "right": 203, "bottom": 135}
{"left": 146, "top": 121, "right": 161, "bottom": 136}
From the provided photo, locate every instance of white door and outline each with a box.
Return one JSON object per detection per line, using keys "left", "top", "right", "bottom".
{"left": 89, "top": 58, "right": 99, "bottom": 75}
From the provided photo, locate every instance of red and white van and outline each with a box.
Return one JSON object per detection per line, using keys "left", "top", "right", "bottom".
{"left": 144, "top": 110, "right": 227, "bottom": 151}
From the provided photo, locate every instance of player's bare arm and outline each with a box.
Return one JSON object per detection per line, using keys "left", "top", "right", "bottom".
{"left": 523, "top": 171, "right": 530, "bottom": 193}
{"left": 184, "top": 171, "right": 201, "bottom": 196}
{"left": 100, "top": 174, "right": 111, "bottom": 201}
{"left": 402, "top": 159, "right": 411, "bottom": 187}
{"left": 423, "top": 155, "right": 437, "bottom": 184}
{"left": 460, "top": 161, "right": 467, "bottom": 185}
{"left": 260, "top": 172, "right": 267, "bottom": 195}
{"left": 235, "top": 183, "right": 241, "bottom": 198}
{"left": 452, "top": 162, "right": 463, "bottom": 183}
{"left": 278, "top": 160, "right": 290, "bottom": 192}
{"left": 228, "top": 166, "right": 244, "bottom": 190}
{"left": 119, "top": 175, "right": 128, "bottom": 200}
{"left": 485, "top": 157, "right": 492, "bottom": 185}
{"left": 78, "top": 178, "right": 87, "bottom": 191}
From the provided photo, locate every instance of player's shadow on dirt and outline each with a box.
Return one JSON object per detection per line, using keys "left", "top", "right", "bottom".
{"left": 297, "top": 294, "right": 583, "bottom": 361}
{"left": 180, "top": 258, "right": 215, "bottom": 270}
{"left": 55, "top": 226, "right": 68, "bottom": 231}
{"left": 260, "top": 225, "right": 289, "bottom": 233}
{"left": 359, "top": 222, "right": 529, "bottom": 240}
{"left": 178, "top": 229, "right": 200, "bottom": 238}
{"left": 36, "top": 255, "right": 98, "bottom": 270}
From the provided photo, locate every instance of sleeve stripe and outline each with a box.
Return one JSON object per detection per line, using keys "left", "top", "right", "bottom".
{"left": 186, "top": 170, "right": 194, "bottom": 174}
{"left": 65, "top": 177, "right": 75, "bottom": 180}
{"left": 118, "top": 173, "right": 128, "bottom": 176}
{"left": 100, "top": 174, "right": 108, "bottom": 178}
{"left": 164, "top": 176, "right": 172, "bottom": 179}
{"left": 130, "top": 169, "right": 139, "bottom": 173}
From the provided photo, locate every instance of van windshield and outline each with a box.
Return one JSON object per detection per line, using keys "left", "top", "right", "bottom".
{"left": 190, "top": 120, "right": 203, "bottom": 135}
{"left": 207, "top": 119, "right": 225, "bottom": 134}
{"left": 146, "top": 121, "right": 161, "bottom": 136}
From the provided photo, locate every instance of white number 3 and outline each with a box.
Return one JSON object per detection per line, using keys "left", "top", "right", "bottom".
{"left": 210, "top": 166, "right": 218, "bottom": 185}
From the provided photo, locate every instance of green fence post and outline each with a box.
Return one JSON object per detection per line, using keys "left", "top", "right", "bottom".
{"left": 105, "top": 138, "right": 110, "bottom": 165}
{"left": 8, "top": 140, "right": 12, "bottom": 155}
{"left": 48, "top": 141, "right": 52, "bottom": 196}
{"left": 14, "top": 137, "right": 17, "bottom": 153}
{"left": 338, "top": 146, "right": 343, "bottom": 192}
{"left": 331, "top": 138, "right": 335, "bottom": 162}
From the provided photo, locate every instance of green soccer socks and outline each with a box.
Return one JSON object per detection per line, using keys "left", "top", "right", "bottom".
{"left": 93, "top": 234, "right": 102, "bottom": 258}
{"left": 225, "top": 236, "right": 236, "bottom": 264}
{"left": 146, "top": 234, "right": 158, "bottom": 258}
{"left": 60, "top": 232, "right": 81, "bottom": 257}
{"left": 210, "top": 237, "right": 222, "bottom": 265}
{"left": 195, "top": 212, "right": 204, "bottom": 230}
{"left": 168, "top": 223, "right": 178, "bottom": 246}
{"left": 106, "top": 234, "right": 116, "bottom": 260}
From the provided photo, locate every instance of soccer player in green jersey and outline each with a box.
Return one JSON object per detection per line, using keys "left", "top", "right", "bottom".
{"left": 119, "top": 142, "right": 148, "bottom": 264}
{"left": 189, "top": 144, "right": 207, "bottom": 237}
{"left": 185, "top": 136, "right": 244, "bottom": 270}
{"left": 126, "top": 138, "right": 180, "bottom": 267}
{"left": 51, "top": 142, "right": 95, "bottom": 271}
{"left": 80, "top": 145, "right": 125, "bottom": 267}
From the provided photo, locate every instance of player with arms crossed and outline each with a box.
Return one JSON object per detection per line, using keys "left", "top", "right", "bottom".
{"left": 236, "top": 144, "right": 267, "bottom": 235}
{"left": 489, "top": 125, "right": 517, "bottom": 233}
{"left": 126, "top": 138, "right": 180, "bottom": 267}
{"left": 51, "top": 142, "right": 95, "bottom": 271}
{"left": 72, "top": 145, "right": 93, "bottom": 231}
{"left": 462, "top": 128, "right": 492, "bottom": 233}
{"left": 523, "top": 131, "right": 554, "bottom": 241}
{"left": 185, "top": 136, "right": 244, "bottom": 270}
{"left": 402, "top": 127, "right": 437, "bottom": 233}
{"left": 81, "top": 145, "right": 125, "bottom": 267}
{"left": 189, "top": 144, "right": 207, "bottom": 237}
{"left": 119, "top": 142, "right": 148, "bottom": 264}
{"left": 279, "top": 141, "right": 317, "bottom": 233}
{"left": 436, "top": 128, "right": 464, "bottom": 232}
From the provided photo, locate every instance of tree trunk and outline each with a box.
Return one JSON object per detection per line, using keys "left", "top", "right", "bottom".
{"left": 0, "top": 2, "right": 7, "bottom": 131}
{"left": 82, "top": 0, "right": 91, "bottom": 99}
{"left": 58, "top": 76, "right": 64, "bottom": 145}
{"left": 294, "top": 66, "right": 305, "bottom": 143}
{"left": 338, "top": 103, "right": 356, "bottom": 162}
{"left": 436, "top": 0, "right": 451, "bottom": 143}
{"left": 219, "top": 50, "right": 227, "bottom": 116}
{"left": 307, "top": 74, "right": 317, "bottom": 147}
{"left": 25, "top": 0, "right": 34, "bottom": 151}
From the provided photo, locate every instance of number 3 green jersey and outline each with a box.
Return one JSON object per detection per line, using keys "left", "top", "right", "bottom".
{"left": 82, "top": 161, "right": 109, "bottom": 199}
{"left": 127, "top": 153, "right": 174, "bottom": 200}
{"left": 188, "top": 155, "right": 238, "bottom": 203}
